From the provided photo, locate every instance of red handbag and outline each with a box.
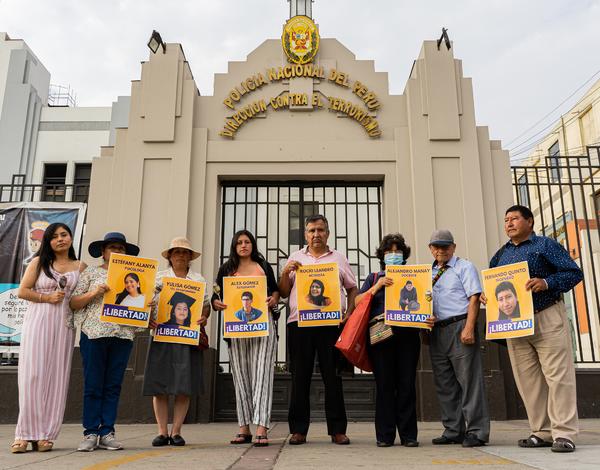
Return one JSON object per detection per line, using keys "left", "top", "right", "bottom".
{"left": 335, "top": 277, "right": 377, "bottom": 372}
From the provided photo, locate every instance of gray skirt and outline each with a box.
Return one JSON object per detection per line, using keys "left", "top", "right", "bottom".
{"left": 143, "top": 340, "right": 203, "bottom": 396}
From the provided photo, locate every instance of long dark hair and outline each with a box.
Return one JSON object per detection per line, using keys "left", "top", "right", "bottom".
{"left": 222, "top": 230, "right": 266, "bottom": 275}
{"left": 115, "top": 272, "right": 142, "bottom": 304}
{"left": 35, "top": 223, "right": 77, "bottom": 280}
{"left": 165, "top": 303, "right": 191, "bottom": 327}
{"left": 307, "top": 279, "right": 328, "bottom": 306}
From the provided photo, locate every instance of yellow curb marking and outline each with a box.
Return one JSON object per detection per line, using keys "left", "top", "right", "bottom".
{"left": 81, "top": 440, "right": 283, "bottom": 470}
{"left": 82, "top": 448, "right": 177, "bottom": 470}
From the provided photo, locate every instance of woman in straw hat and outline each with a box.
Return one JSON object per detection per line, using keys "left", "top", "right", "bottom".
{"left": 143, "top": 237, "right": 210, "bottom": 447}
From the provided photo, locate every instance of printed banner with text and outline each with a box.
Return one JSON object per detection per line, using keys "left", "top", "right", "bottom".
{"left": 154, "top": 277, "right": 206, "bottom": 345}
{"left": 296, "top": 263, "right": 342, "bottom": 327}
{"left": 101, "top": 253, "right": 158, "bottom": 328}
{"left": 223, "top": 276, "right": 269, "bottom": 338}
{"left": 0, "top": 202, "right": 86, "bottom": 355}
{"left": 482, "top": 261, "right": 534, "bottom": 340}
{"left": 384, "top": 264, "right": 433, "bottom": 329}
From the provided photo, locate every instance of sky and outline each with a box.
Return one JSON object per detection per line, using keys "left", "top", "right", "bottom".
{"left": 1, "top": 0, "right": 599, "bottom": 162}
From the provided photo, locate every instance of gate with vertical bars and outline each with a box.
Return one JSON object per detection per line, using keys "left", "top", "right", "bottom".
{"left": 512, "top": 146, "right": 600, "bottom": 365}
{"left": 213, "top": 181, "right": 383, "bottom": 421}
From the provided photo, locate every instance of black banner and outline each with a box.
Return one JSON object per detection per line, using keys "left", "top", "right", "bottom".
{"left": 0, "top": 203, "right": 86, "bottom": 354}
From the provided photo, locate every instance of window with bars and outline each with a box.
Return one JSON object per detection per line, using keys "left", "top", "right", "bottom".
{"left": 73, "top": 163, "right": 92, "bottom": 202}
{"left": 517, "top": 173, "right": 529, "bottom": 207}
{"left": 42, "top": 163, "right": 67, "bottom": 201}
{"left": 548, "top": 141, "right": 561, "bottom": 183}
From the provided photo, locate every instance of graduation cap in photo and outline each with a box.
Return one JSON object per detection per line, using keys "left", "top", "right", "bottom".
{"left": 168, "top": 292, "right": 197, "bottom": 309}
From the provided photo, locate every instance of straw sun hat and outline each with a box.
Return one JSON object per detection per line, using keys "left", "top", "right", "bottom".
{"left": 161, "top": 237, "right": 201, "bottom": 260}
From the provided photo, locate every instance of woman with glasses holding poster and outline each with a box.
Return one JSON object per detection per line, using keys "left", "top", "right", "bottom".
{"left": 211, "top": 230, "right": 279, "bottom": 447}
{"left": 12, "top": 223, "right": 85, "bottom": 454}
{"left": 143, "top": 238, "right": 210, "bottom": 447}
{"left": 354, "top": 233, "right": 420, "bottom": 448}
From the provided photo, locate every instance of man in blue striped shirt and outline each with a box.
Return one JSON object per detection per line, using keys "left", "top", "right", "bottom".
{"left": 488, "top": 205, "right": 583, "bottom": 453}
{"left": 427, "top": 229, "right": 489, "bottom": 448}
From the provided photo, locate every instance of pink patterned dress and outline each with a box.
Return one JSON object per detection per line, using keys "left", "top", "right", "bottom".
{"left": 15, "top": 267, "right": 79, "bottom": 441}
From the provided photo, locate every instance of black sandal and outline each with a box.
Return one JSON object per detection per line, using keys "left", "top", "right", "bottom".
{"left": 551, "top": 438, "right": 576, "bottom": 453}
{"left": 517, "top": 435, "right": 552, "bottom": 448}
{"left": 230, "top": 434, "right": 252, "bottom": 444}
{"left": 254, "top": 435, "right": 269, "bottom": 447}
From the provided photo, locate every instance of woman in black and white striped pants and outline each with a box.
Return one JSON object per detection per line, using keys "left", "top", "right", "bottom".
{"left": 229, "top": 324, "right": 277, "bottom": 436}
{"left": 212, "top": 230, "right": 279, "bottom": 447}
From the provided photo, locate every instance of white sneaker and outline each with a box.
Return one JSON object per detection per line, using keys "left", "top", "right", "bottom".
{"left": 77, "top": 434, "right": 98, "bottom": 452}
{"left": 98, "top": 432, "right": 123, "bottom": 450}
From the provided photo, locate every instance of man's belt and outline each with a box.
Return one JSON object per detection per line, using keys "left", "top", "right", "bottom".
{"left": 534, "top": 299, "right": 560, "bottom": 314}
{"left": 435, "top": 313, "right": 468, "bottom": 328}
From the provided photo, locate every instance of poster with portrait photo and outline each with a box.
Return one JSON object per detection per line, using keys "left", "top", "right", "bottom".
{"left": 384, "top": 264, "right": 433, "bottom": 329}
{"left": 482, "top": 261, "right": 534, "bottom": 340}
{"left": 154, "top": 277, "right": 206, "bottom": 345}
{"left": 101, "top": 253, "right": 158, "bottom": 328}
{"left": 223, "top": 276, "right": 269, "bottom": 338}
{"left": 296, "top": 263, "right": 342, "bottom": 327}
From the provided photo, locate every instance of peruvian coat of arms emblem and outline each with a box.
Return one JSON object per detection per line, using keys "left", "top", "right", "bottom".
{"left": 282, "top": 16, "right": 320, "bottom": 65}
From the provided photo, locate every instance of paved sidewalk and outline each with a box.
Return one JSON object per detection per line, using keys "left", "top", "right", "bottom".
{"left": 1, "top": 420, "right": 598, "bottom": 469}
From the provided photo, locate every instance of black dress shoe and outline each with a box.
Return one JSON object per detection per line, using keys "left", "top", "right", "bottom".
{"left": 170, "top": 434, "right": 186, "bottom": 446}
{"left": 331, "top": 433, "right": 350, "bottom": 445}
{"left": 432, "top": 435, "right": 463, "bottom": 445}
{"left": 462, "top": 434, "right": 485, "bottom": 447}
{"left": 376, "top": 441, "right": 393, "bottom": 447}
{"left": 402, "top": 439, "right": 419, "bottom": 447}
{"left": 152, "top": 435, "right": 170, "bottom": 447}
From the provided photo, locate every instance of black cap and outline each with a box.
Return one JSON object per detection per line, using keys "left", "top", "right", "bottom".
{"left": 168, "top": 291, "right": 196, "bottom": 309}
{"left": 429, "top": 229, "right": 455, "bottom": 246}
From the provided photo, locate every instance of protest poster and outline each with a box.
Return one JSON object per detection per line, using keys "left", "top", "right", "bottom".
{"left": 154, "top": 277, "right": 206, "bottom": 345}
{"left": 0, "top": 202, "right": 86, "bottom": 356}
{"left": 296, "top": 263, "right": 342, "bottom": 327}
{"left": 384, "top": 264, "right": 433, "bottom": 329}
{"left": 101, "top": 253, "right": 158, "bottom": 328}
{"left": 223, "top": 276, "right": 269, "bottom": 338}
{"left": 482, "top": 261, "right": 534, "bottom": 340}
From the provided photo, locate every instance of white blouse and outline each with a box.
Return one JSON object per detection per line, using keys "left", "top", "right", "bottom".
{"left": 120, "top": 294, "right": 146, "bottom": 308}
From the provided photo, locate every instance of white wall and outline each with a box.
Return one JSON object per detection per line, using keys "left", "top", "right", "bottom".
{"left": 33, "top": 106, "right": 111, "bottom": 184}
{"left": 0, "top": 32, "right": 51, "bottom": 184}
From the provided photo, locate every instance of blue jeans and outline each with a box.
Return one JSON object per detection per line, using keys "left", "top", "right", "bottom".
{"left": 79, "top": 332, "right": 133, "bottom": 436}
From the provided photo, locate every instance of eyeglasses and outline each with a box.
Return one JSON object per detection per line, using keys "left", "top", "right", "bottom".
{"left": 430, "top": 245, "right": 452, "bottom": 251}
{"left": 58, "top": 275, "right": 67, "bottom": 290}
